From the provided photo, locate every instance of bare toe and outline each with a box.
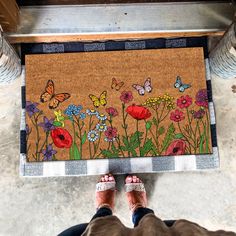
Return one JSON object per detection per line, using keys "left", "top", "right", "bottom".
{"left": 109, "top": 176, "right": 114, "bottom": 181}
{"left": 126, "top": 176, "right": 133, "bottom": 184}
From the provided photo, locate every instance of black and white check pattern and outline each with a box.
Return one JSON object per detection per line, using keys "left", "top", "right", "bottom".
{"left": 19, "top": 38, "right": 219, "bottom": 177}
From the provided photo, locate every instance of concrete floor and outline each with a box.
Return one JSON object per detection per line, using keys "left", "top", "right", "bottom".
{"left": 0, "top": 71, "right": 236, "bottom": 236}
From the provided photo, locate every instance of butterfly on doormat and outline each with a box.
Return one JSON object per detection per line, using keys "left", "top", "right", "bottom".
{"left": 89, "top": 91, "right": 107, "bottom": 108}
{"left": 174, "top": 76, "right": 191, "bottom": 92}
{"left": 111, "top": 77, "right": 124, "bottom": 91}
{"left": 132, "top": 77, "right": 152, "bottom": 96}
{"left": 40, "top": 80, "right": 71, "bottom": 109}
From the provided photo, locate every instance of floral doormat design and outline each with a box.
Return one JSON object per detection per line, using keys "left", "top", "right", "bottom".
{"left": 25, "top": 47, "right": 212, "bottom": 162}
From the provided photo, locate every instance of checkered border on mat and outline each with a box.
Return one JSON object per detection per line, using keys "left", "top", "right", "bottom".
{"left": 19, "top": 37, "right": 219, "bottom": 177}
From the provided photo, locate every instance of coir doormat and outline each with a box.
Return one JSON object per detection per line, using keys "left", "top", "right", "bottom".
{"left": 20, "top": 37, "right": 219, "bottom": 176}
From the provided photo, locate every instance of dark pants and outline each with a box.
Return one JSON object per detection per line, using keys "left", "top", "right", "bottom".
{"left": 58, "top": 207, "right": 175, "bottom": 236}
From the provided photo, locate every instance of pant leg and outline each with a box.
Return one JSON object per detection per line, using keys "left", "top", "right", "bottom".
{"left": 58, "top": 207, "right": 112, "bottom": 236}
{"left": 132, "top": 207, "right": 154, "bottom": 227}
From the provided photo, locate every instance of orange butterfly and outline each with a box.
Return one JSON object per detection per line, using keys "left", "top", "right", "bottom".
{"left": 40, "top": 80, "right": 71, "bottom": 109}
{"left": 111, "top": 77, "right": 124, "bottom": 91}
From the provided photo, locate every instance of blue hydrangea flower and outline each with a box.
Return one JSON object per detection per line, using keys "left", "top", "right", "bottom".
{"left": 79, "top": 112, "right": 86, "bottom": 120}
{"left": 64, "top": 104, "right": 83, "bottom": 118}
{"left": 96, "top": 123, "right": 107, "bottom": 132}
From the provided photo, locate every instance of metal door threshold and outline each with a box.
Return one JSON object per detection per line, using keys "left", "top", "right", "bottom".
{"left": 7, "top": 2, "right": 235, "bottom": 43}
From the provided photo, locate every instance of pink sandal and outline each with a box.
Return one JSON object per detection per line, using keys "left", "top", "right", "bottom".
{"left": 95, "top": 174, "right": 116, "bottom": 210}
{"left": 125, "top": 175, "right": 147, "bottom": 212}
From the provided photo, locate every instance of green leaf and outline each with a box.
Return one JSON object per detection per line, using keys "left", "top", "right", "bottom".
{"left": 101, "top": 148, "right": 119, "bottom": 158}
{"left": 58, "top": 116, "right": 65, "bottom": 121}
{"left": 81, "top": 132, "right": 87, "bottom": 145}
{"left": 53, "top": 121, "right": 62, "bottom": 127}
{"left": 158, "top": 126, "right": 165, "bottom": 135}
{"left": 101, "top": 150, "right": 113, "bottom": 158}
{"left": 161, "top": 123, "right": 175, "bottom": 153}
{"left": 140, "top": 138, "right": 156, "bottom": 156}
{"left": 130, "top": 131, "right": 143, "bottom": 145}
{"left": 175, "top": 133, "right": 184, "bottom": 139}
{"left": 69, "top": 143, "right": 81, "bottom": 160}
{"left": 130, "top": 149, "right": 137, "bottom": 157}
{"left": 199, "top": 134, "right": 205, "bottom": 154}
{"left": 122, "top": 136, "right": 129, "bottom": 147}
{"left": 145, "top": 121, "right": 152, "bottom": 130}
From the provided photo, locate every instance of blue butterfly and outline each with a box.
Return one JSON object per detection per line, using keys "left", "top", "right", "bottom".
{"left": 174, "top": 76, "right": 191, "bottom": 92}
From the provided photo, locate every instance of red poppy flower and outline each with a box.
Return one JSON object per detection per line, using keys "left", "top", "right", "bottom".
{"left": 165, "top": 139, "right": 186, "bottom": 155}
{"left": 51, "top": 128, "right": 73, "bottom": 148}
{"left": 170, "top": 109, "right": 185, "bottom": 122}
{"left": 126, "top": 104, "right": 151, "bottom": 120}
{"left": 177, "top": 95, "right": 192, "bottom": 109}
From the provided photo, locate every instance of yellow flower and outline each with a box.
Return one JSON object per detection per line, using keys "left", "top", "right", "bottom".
{"left": 54, "top": 110, "right": 65, "bottom": 127}
{"left": 143, "top": 94, "right": 175, "bottom": 110}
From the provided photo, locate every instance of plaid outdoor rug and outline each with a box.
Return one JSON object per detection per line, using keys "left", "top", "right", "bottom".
{"left": 20, "top": 37, "right": 219, "bottom": 176}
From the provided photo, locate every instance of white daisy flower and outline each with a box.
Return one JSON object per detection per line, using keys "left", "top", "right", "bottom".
{"left": 96, "top": 123, "right": 107, "bottom": 132}
{"left": 86, "top": 109, "right": 98, "bottom": 116}
{"left": 87, "top": 130, "right": 99, "bottom": 142}
{"left": 96, "top": 113, "right": 107, "bottom": 121}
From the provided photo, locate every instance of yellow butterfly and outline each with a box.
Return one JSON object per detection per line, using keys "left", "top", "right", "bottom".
{"left": 89, "top": 91, "right": 107, "bottom": 108}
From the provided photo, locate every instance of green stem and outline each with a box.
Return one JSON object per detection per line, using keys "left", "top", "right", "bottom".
{"left": 143, "top": 121, "right": 148, "bottom": 146}
{"left": 178, "top": 122, "right": 194, "bottom": 152}
{"left": 74, "top": 115, "right": 83, "bottom": 158}
{"left": 122, "top": 103, "right": 130, "bottom": 157}
{"left": 159, "top": 110, "right": 170, "bottom": 122}
{"left": 205, "top": 110, "right": 210, "bottom": 152}
{"left": 88, "top": 116, "right": 92, "bottom": 159}
{"left": 154, "top": 108, "right": 159, "bottom": 139}
{"left": 116, "top": 136, "right": 125, "bottom": 157}
{"left": 32, "top": 115, "right": 40, "bottom": 161}
{"left": 159, "top": 101, "right": 166, "bottom": 120}
{"left": 186, "top": 108, "right": 197, "bottom": 152}
{"left": 136, "top": 120, "right": 141, "bottom": 156}
{"left": 145, "top": 120, "right": 159, "bottom": 153}
{"left": 93, "top": 132, "right": 101, "bottom": 158}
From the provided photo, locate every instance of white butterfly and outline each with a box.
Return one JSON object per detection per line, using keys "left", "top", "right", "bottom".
{"left": 132, "top": 77, "right": 152, "bottom": 96}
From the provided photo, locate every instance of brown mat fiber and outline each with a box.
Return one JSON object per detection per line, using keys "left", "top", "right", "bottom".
{"left": 25, "top": 48, "right": 212, "bottom": 162}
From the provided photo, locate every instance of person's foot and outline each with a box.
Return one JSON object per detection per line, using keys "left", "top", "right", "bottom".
{"left": 125, "top": 175, "right": 147, "bottom": 212}
{"left": 96, "top": 174, "right": 116, "bottom": 210}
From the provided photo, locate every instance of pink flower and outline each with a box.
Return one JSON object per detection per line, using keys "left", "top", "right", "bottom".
{"left": 126, "top": 104, "right": 152, "bottom": 120}
{"left": 195, "top": 89, "right": 208, "bottom": 108}
{"left": 170, "top": 109, "right": 185, "bottom": 122}
{"left": 105, "top": 127, "right": 118, "bottom": 140}
{"left": 177, "top": 95, "right": 192, "bottom": 109}
{"left": 193, "top": 109, "right": 205, "bottom": 119}
{"left": 120, "top": 91, "right": 133, "bottom": 103}
{"left": 165, "top": 139, "right": 186, "bottom": 155}
{"left": 105, "top": 107, "right": 118, "bottom": 117}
